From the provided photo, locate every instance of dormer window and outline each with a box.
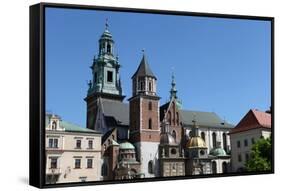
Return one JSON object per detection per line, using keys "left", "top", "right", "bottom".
{"left": 52, "top": 121, "right": 57, "bottom": 130}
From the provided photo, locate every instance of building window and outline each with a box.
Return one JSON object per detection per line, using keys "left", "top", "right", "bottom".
{"left": 75, "top": 159, "right": 81, "bottom": 169}
{"left": 148, "top": 118, "right": 152, "bottom": 129}
{"left": 52, "top": 121, "right": 57, "bottom": 130}
{"left": 149, "top": 82, "right": 152, "bottom": 91}
{"left": 212, "top": 161, "right": 217, "bottom": 174}
{"left": 237, "top": 140, "right": 241, "bottom": 148}
{"left": 107, "top": 44, "right": 111, "bottom": 53}
{"left": 87, "top": 159, "right": 93, "bottom": 168}
{"left": 102, "top": 163, "right": 108, "bottom": 176}
{"left": 171, "top": 148, "right": 177, "bottom": 155}
{"left": 50, "top": 158, "right": 57, "bottom": 169}
{"left": 140, "top": 81, "right": 144, "bottom": 91}
{"left": 88, "top": 140, "right": 93, "bottom": 149}
{"left": 76, "top": 140, "right": 81, "bottom": 149}
{"left": 244, "top": 139, "right": 248, "bottom": 147}
{"left": 176, "top": 112, "right": 179, "bottom": 125}
{"left": 107, "top": 71, "right": 113, "bottom": 82}
{"left": 212, "top": 132, "right": 217, "bottom": 148}
{"left": 251, "top": 138, "right": 255, "bottom": 144}
{"left": 94, "top": 72, "right": 97, "bottom": 83}
{"left": 245, "top": 153, "right": 250, "bottom": 161}
{"left": 201, "top": 132, "right": 205, "bottom": 141}
{"left": 223, "top": 133, "right": 227, "bottom": 151}
{"left": 172, "top": 130, "right": 177, "bottom": 140}
{"left": 148, "top": 160, "right": 154, "bottom": 174}
{"left": 238, "top": 154, "right": 242, "bottom": 162}
{"left": 222, "top": 162, "right": 228, "bottom": 173}
{"left": 48, "top": 138, "right": 58, "bottom": 148}
{"left": 148, "top": 101, "right": 152, "bottom": 110}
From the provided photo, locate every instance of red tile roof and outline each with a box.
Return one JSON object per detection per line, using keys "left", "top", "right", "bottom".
{"left": 229, "top": 109, "right": 271, "bottom": 134}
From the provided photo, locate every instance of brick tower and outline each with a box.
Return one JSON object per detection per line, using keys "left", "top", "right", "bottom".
{"left": 128, "top": 51, "right": 160, "bottom": 177}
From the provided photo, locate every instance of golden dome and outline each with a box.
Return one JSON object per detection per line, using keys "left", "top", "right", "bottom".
{"left": 186, "top": 136, "right": 207, "bottom": 149}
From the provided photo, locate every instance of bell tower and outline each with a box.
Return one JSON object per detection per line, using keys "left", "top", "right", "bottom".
{"left": 129, "top": 51, "right": 160, "bottom": 177}
{"left": 85, "top": 20, "right": 125, "bottom": 130}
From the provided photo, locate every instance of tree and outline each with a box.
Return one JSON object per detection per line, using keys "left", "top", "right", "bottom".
{"left": 245, "top": 136, "right": 272, "bottom": 172}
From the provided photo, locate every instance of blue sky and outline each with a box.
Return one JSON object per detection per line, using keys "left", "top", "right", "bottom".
{"left": 45, "top": 7, "right": 271, "bottom": 127}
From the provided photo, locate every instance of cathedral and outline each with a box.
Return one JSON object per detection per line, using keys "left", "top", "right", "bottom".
{"left": 85, "top": 21, "right": 234, "bottom": 179}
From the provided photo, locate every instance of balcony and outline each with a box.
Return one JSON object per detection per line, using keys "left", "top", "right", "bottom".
{"left": 46, "top": 168, "right": 62, "bottom": 175}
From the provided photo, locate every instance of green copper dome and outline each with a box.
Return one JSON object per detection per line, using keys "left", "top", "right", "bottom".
{"left": 119, "top": 141, "right": 135, "bottom": 150}
{"left": 210, "top": 147, "right": 227, "bottom": 157}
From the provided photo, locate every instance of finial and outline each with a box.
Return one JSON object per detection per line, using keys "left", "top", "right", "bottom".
{"left": 192, "top": 113, "right": 196, "bottom": 124}
{"left": 105, "top": 18, "right": 109, "bottom": 30}
{"left": 141, "top": 49, "right": 145, "bottom": 55}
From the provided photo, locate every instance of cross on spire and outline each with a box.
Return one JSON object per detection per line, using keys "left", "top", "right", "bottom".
{"left": 105, "top": 18, "right": 109, "bottom": 30}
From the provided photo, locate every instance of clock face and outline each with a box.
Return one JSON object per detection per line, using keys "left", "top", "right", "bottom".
{"left": 200, "top": 150, "right": 205, "bottom": 156}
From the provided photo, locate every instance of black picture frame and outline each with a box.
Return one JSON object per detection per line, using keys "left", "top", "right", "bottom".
{"left": 30, "top": 2, "right": 274, "bottom": 188}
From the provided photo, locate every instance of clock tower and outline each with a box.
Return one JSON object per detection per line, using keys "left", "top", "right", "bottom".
{"left": 85, "top": 21, "right": 125, "bottom": 131}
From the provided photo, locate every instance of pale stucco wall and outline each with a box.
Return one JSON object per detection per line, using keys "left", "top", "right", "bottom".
{"left": 46, "top": 131, "right": 102, "bottom": 183}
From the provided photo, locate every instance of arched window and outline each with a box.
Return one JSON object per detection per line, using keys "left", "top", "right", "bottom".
{"left": 201, "top": 132, "right": 205, "bottom": 141}
{"left": 176, "top": 112, "right": 179, "bottom": 125}
{"left": 172, "top": 130, "right": 177, "bottom": 141}
{"left": 140, "top": 81, "right": 144, "bottom": 91}
{"left": 52, "top": 121, "right": 57, "bottom": 130}
{"left": 212, "top": 132, "right": 217, "bottom": 148}
{"left": 107, "top": 44, "right": 111, "bottom": 53}
{"left": 148, "top": 118, "right": 152, "bottom": 129}
{"left": 222, "top": 162, "right": 228, "bottom": 173}
{"left": 149, "top": 82, "right": 152, "bottom": 91}
{"left": 212, "top": 161, "right": 217, "bottom": 174}
{"left": 148, "top": 160, "right": 154, "bottom": 174}
{"left": 101, "top": 163, "right": 108, "bottom": 176}
{"left": 223, "top": 133, "right": 227, "bottom": 151}
{"left": 148, "top": 101, "right": 152, "bottom": 111}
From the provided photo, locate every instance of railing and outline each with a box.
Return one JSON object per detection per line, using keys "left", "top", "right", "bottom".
{"left": 46, "top": 168, "right": 62, "bottom": 174}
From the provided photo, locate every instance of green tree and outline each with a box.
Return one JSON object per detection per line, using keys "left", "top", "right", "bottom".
{"left": 245, "top": 136, "right": 272, "bottom": 172}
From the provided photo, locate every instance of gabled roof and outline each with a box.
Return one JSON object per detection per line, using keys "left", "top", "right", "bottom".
{"left": 100, "top": 98, "right": 129, "bottom": 126}
{"left": 230, "top": 109, "right": 271, "bottom": 134}
{"left": 132, "top": 54, "right": 156, "bottom": 79}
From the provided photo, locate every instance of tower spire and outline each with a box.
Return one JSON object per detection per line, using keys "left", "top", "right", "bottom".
{"left": 105, "top": 18, "right": 109, "bottom": 30}
{"left": 170, "top": 70, "right": 177, "bottom": 100}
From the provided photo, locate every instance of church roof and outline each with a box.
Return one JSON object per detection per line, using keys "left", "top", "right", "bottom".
{"left": 99, "top": 99, "right": 234, "bottom": 131}
{"left": 159, "top": 103, "right": 234, "bottom": 128}
{"left": 179, "top": 110, "right": 234, "bottom": 128}
{"left": 100, "top": 98, "right": 129, "bottom": 126}
{"left": 230, "top": 109, "right": 271, "bottom": 134}
{"left": 132, "top": 54, "right": 156, "bottom": 79}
